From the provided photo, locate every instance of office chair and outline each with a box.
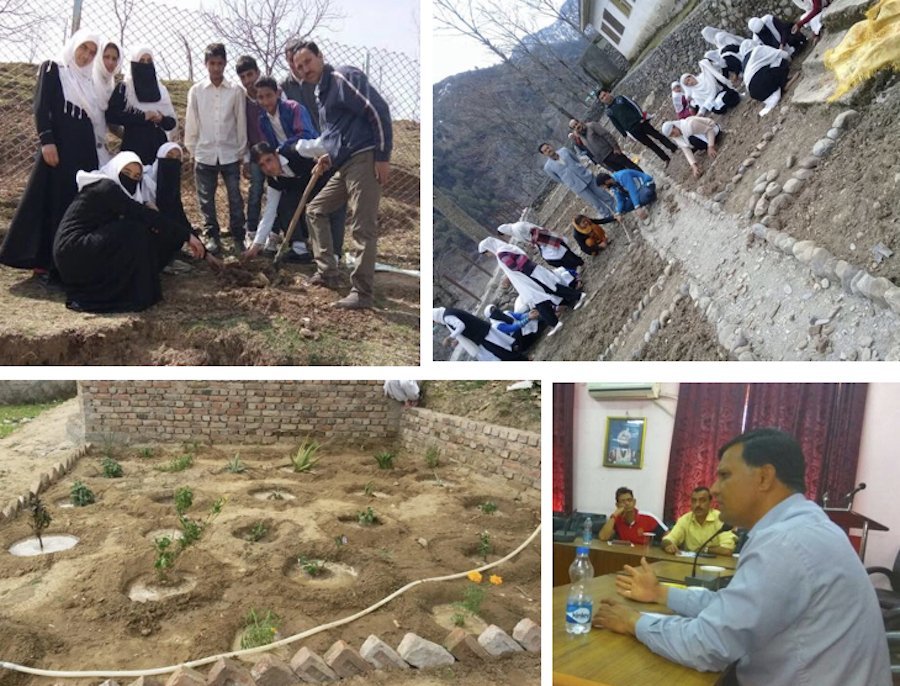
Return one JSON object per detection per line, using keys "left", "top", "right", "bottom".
{"left": 868, "top": 549, "right": 900, "bottom": 610}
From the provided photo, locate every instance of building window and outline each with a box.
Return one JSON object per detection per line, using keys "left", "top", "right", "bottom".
{"left": 600, "top": 22, "right": 621, "bottom": 45}
{"left": 602, "top": 8, "right": 626, "bottom": 36}
{"left": 609, "top": 0, "right": 632, "bottom": 18}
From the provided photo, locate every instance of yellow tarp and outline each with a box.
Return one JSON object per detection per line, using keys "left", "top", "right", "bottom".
{"left": 824, "top": 0, "right": 900, "bottom": 99}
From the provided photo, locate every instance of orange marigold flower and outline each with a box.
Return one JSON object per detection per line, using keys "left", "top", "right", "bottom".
{"left": 489, "top": 574, "right": 503, "bottom": 585}
{"left": 467, "top": 571, "right": 483, "bottom": 583}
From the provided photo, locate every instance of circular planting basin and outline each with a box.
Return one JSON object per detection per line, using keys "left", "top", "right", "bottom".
{"left": 287, "top": 559, "right": 358, "bottom": 588}
{"left": 232, "top": 521, "right": 277, "bottom": 543}
{"left": 250, "top": 489, "right": 296, "bottom": 502}
{"left": 128, "top": 575, "right": 197, "bottom": 603}
{"left": 8, "top": 534, "right": 79, "bottom": 556}
{"left": 145, "top": 528, "right": 184, "bottom": 542}
{"left": 345, "top": 484, "right": 391, "bottom": 498}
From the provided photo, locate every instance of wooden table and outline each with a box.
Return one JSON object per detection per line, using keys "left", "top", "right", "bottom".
{"left": 553, "top": 573, "right": 721, "bottom": 686}
{"left": 554, "top": 540, "right": 737, "bottom": 586}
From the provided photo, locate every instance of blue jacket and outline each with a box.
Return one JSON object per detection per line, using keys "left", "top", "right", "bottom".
{"left": 317, "top": 64, "right": 393, "bottom": 169}
{"left": 259, "top": 99, "right": 318, "bottom": 151}
{"left": 610, "top": 169, "right": 655, "bottom": 214}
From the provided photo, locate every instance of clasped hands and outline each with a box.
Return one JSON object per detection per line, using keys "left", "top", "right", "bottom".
{"left": 592, "top": 556, "right": 663, "bottom": 636}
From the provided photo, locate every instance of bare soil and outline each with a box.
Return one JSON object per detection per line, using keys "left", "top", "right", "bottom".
{"left": 637, "top": 295, "right": 728, "bottom": 361}
{"left": 0, "top": 443, "right": 539, "bottom": 686}
{"left": 420, "top": 381, "right": 541, "bottom": 433}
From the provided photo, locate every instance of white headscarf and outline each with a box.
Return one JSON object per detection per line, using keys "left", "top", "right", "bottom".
{"left": 705, "top": 49, "right": 727, "bottom": 70}
{"left": 680, "top": 60, "right": 733, "bottom": 112}
{"left": 432, "top": 307, "right": 485, "bottom": 358}
{"left": 55, "top": 29, "right": 104, "bottom": 129}
{"left": 661, "top": 120, "right": 676, "bottom": 138}
{"left": 742, "top": 41, "right": 790, "bottom": 85}
{"left": 497, "top": 221, "right": 536, "bottom": 245}
{"left": 142, "top": 142, "right": 182, "bottom": 205}
{"left": 749, "top": 15, "right": 781, "bottom": 45}
{"left": 478, "top": 237, "right": 565, "bottom": 307}
{"left": 93, "top": 39, "right": 123, "bottom": 110}
{"left": 671, "top": 81, "right": 686, "bottom": 110}
{"left": 714, "top": 31, "right": 744, "bottom": 50}
{"left": 383, "top": 381, "right": 419, "bottom": 403}
{"left": 701, "top": 26, "right": 720, "bottom": 45}
{"left": 76, "top": 151, "right": 146, "bottom": 203}
{"left": 124, "top": 46, "right": 177, "bottom": 124}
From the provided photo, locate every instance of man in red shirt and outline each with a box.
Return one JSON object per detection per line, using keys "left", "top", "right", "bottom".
{"left": 598, "top": 487, "right": 667, "bottom": 545}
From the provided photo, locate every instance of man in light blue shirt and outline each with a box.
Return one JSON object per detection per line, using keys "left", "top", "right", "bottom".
{"left": 594, "top": 428, "right": 891, "bottom": 686}
{"left": 539, "top": 142, "right": 615, "bottom": 218}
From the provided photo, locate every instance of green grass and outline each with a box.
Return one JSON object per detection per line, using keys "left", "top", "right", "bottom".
{"left": 0, "top": 401, "right": 61, "bottom": 439}
{"left": 240, "top": 609, "right": 280, "bottom": 649}
{"left": 157, "top": 454, "right": 194, "bottom": 473}
{"left": 374, "top": 451, "right": 395, "bottom": 470}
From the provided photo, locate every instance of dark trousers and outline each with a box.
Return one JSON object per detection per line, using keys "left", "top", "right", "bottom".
{"left": 602, "top": 151, "right": 643, "bottom": 173}
{"left": 195, "top": 161, "right": 245, "bottom": 242}
{"left": 535, "top": 300, "right": 560, "bottom": 327}
{"left": 748, "top": 61, "right": 790, "bottom": 102}
{"left": 545, "top": 248, "right": 584, "bottom": 271}
{"left": 627, "top": 121, "right": 678, "bottom": 163}
{"left": 481, "top": 339, "right": 527, "bottom": 361}
{"left": 711, "top": 88, "right": 741, "bottom": 114}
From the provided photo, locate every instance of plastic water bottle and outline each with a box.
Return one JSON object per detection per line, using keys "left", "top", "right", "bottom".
{"left": 565, "top": 583, "right": 593, "bottom": 634}
{"left": 568, "top": 546, "right": 595, "bottom": 584}
{"left": 582, "top": 516, "right": 593, "bottom": 545}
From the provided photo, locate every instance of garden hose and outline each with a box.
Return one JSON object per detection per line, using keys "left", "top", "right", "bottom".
{"left": 0, "top": 522, "right": 541, "bottom": 678}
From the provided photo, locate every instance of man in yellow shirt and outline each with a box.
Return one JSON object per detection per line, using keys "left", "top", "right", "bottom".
{"left": 662, "top": 486, "right": 736, "bottom": 555}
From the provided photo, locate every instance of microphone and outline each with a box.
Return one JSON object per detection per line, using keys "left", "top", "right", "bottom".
{"left": 842, "top": 482, "right": 866, "bottom": 506}
{"left": 691, "top": 524, "right": 734, "bottom": 579}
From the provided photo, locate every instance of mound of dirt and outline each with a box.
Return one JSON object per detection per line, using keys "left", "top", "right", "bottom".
{"left": 638, "top": 295, "right": 728, "bottom": 361}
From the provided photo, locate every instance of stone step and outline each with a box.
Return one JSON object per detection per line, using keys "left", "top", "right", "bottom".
{"left": 791, "top": 29, "right": 854, "bottom": 106}
{"left": 822, "top": 0, "right": 874, "bottom": 31}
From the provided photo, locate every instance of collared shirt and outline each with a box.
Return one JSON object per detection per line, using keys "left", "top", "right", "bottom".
{"left": 635, "top": 494, "right": 891, "bottom": 686}
{"left": 541, "top": 148, "right": 594, "bottom": 192}
{"left": 184, "top": 76, "right": 247, "bottom": 166}
{"left": 662, "top": 508, "right": 737, "bottom": 552}
{"left": 253, "top": 154, "right": 295, "bottom": 247}
{"left": 613, "top": 509, "right": 665, "bottom": 545}
{"left": 267, "top": 110, "right": 289, "bottom": 144}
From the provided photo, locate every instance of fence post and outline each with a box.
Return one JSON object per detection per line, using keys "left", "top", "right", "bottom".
{"left": 71, "top": 0, "right": 83, "bottom": 34}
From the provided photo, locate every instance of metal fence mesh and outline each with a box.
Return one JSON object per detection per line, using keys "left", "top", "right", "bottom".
{"left": 0, "top": 0, "right": 419, "bottom": 249}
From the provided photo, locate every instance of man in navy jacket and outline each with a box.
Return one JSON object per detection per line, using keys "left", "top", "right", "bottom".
{"left": 292, "top": 41, "right": 393, "bottom": 309}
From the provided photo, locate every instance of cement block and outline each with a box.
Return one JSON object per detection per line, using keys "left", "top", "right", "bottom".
{"left": 478, "top": 625, "right": 524, "bottom": 657}
{"left": 444, "top": 628, "right": 491, "bottom": 662}
{"left": 250, "top": 655, "right": 297, "bottom": 686}
{"left": 206, "top": 658, "right": 255, "bottom": 686}
{"left": 164, "top": 667, "right": 207, "bottom": 686}
{"left": 359, "top": 635, "right": 410, "bottom": 670}
{"left": 290, "top": 647, "right": 338, "bottom": 683}
{"left": 397, "top": 633, "right": 455, "bottom": 668}
{"left": 512, "top": 618, "right": 541, "bottom": 653}
{"left": 125, "top": 677, "right": 163, "bottom": 686}
{"left": 323, "top": 640, "right": 372, "bottom": 678}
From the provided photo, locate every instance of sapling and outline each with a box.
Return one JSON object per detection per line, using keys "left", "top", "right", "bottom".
{"left": 298, "top": 555, "right": 326, "bottom": 576}
{"left": 363, "top": 481, "right": 375, "bottom": 497}
{"left": 452, "top": 585, "right": 486, "bottom": 625}
{"left": 101, "top": 456, "right": 123, "bottom": 478}
{"left": 374, "top": 450, "right": 395, "bottom": 469}
{"left": 174, "top": 487, "right": 193, "bottom": 515}
{"left": 477, "top": 531, "right": 492, "bottom": 561}
{"left": 240, "top": 609, "right": 279, "bottom": 649}
{"left": 357, "top": 507, "right": 378, "bottom": 525}
{"left": 157, "top": 454, "right": 193, "bottom": 473}
{"left": 225, "top": 454, "right": 246, "bottom": 473}
{"left": 248, "top": 522, "right": 267, "bottom": 542}
{"left": 424, "top": 446, "right": 440, "bottom": 468}
{"left": 28, "top": 494, "right": 51, "bottom": 550}
{"left": 479, "top": 501, "right": 498, "bottom": 515}
{"left": 333, "top": 533, "right": 348, "bottom": 547}
{"left": 137, "top": 447, "right": 155, "bottom": 459}
{"left": 153, "top": 494, "right": 225, "bottom": 583}
{"left": 290, "top": 438, "right": 320, "bottom": 473}
{"left": 70, "top": 480, "right": 95, "bottom": 507}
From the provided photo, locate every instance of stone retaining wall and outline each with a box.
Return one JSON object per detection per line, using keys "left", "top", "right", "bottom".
{"left": 78, "top": 381, "right": 400, "bottom": 446}
{"left": 399, "top": 409, "right": 541, "bottom": 500}
{"left": 0, "top": 381, "right": 78, "bottom": 405}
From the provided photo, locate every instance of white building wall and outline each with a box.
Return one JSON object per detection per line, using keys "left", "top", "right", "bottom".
{"left": 587, "top": 0, "right": 680, "bottom": 61}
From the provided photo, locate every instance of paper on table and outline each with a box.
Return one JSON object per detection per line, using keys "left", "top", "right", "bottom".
{"left": 676, "top": 551, "right": 697, "bottom": 558}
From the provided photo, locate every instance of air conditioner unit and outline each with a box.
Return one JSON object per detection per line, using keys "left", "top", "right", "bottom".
{"left": 587, "top": 382, "right": 660, "bottom": 400}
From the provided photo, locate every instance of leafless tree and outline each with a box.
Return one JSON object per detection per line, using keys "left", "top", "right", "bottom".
{"left": 0, "top": 0, "right": 48, "bottom": 43}
{"left": 202, "top": 0, "right": 343, "bottom": 75}
{"left": 111, "top": 0, "right": 136, "bottom": 47}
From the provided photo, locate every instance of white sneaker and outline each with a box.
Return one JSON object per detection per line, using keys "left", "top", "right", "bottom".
{"left": 547, "top": 322, "right": 564, "bottom": 337}
{"left": 574, "top": 293, "right": 588, "bottom": 310}
{"left": 264, "top": 234, "right": 280, "bottom": 254}
{"left": 244, "top": 232, "right": 256, "bottom": 249}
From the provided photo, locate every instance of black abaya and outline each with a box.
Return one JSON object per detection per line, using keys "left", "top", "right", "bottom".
{"left": 53, "top": 179, "right": 189, "bottom": 312}
{"left": 0, "top": 61, "right": 99, "bottom": 271}
{"left": 106, "top": 82, "right": 176, "bottom": 165}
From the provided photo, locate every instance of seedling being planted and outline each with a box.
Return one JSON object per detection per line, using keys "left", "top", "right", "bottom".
{"left": 290, "top": 438, "right": 320, "bottom": 473}
{"left": 70, "top": 481, "right": 95, "bottom": 507}
{"left": 248, "top": 522, "right": 267, "bottom": 542}
{"left": 27, "top": 494, "right": 52, "bottom": 550}
{"left": 357, "top": 507, "right": 378, "bottom": 526}
{"left": 225, "top": 454, "right": 246, "bottom": 473}
{"left": 298, "top": 555, "right": 326, "bottom": 577}
{"left": 153, "top": 494, "right": 225, "bottom": 583}
{"left": 424, "top": 446, "right": 440, "bottom": 469}
{"left": 374, "top": 450, "right": 395, "bottom": 470}
{"left": 174, "top": 487, "right": 193, "bottom": 516}
{"left": 100, "top": 457, "right": 123, "bottom": 478}
{"left": 157, "top": 454, "right": 193, "bottom": 473}
{"left": 240, "top": 609, "right": 280, "bottom": 649}
{"left": 477, "top": 531, "right": 492, "bottom": 561}
{"left": 479, "top": 501, "right": 498, "bottom": 515}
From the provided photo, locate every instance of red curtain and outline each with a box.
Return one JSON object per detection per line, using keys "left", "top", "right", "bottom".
{"left": 663, "top": 384, "right": 747, "bottom": 522}
{"left": 553, "top": 384, "right": 574, "bottom": 512}
{"left": 664, "top": 383, "right": 868, "bottom": 523}
{"left": 744, "top": 383, "right": 868, "bottom": 506}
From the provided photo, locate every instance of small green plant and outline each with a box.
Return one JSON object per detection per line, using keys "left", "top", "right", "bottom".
{"left": 154, "top": 535, "right": 176, "bottom": 578}
{"left": 363, "top": 481, "right": 375, "bottom": 497}
{"left": 225, "top": 454, "right": 246, "bottom": 474}
{"left": 357, "top": 507, "right": 378, "bottom": 525}
{"left": 137, "top": 446, "right": 155, "bottom": 459}
{"left": 298, "top": 555, "right": 326, "bottom": 576}
{"left": 70, "top": 481, "right": 95, "bottom": 507}
{"left": 27, "top": 494, "right": 52, "bottom": 550}
{"left": 99, "top": 456, "right": 123, "bottom": 478}
{"left": 174, "top": 487, "right": 193, "bottom": 515}
{"left": 240, "top": 609, "right": 280, "bottom": 649}
{"left": 333, "top": 533, "right": 348, "bottom": 547}
{"left": 290, "top": 438, "right": 321, "bottom": 473}
{"left": 451, "top": 611, "right": 467, "bottom": 627}
{"left": 374, "top": 450, "right": 395, "bottom": 470}
{"left": 157, "top": 453, "right": 193, "bottom": 473}
{"left": 451, "top": 584, "right": 486, "bottom": 626}
{"left": 425, "top": 446, "right": 441, "bottom": 469}
{"left": 267, "top": 489, "right": 285, "bottom": 500}
{"left": 182, "top": 440, "right": 199, "bottom": 455}
{"left": 248, "top": 522, "right": 268, "bottom": 542}
{"left": 477, "top": 531, "right": 492, "bottom": 561}
{"left": 479, "top": 501, "right": 498, "bottom": 515}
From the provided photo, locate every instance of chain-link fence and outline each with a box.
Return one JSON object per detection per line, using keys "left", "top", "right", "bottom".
{"left": 0, "top": 0, "right": 419, "bottom": 250}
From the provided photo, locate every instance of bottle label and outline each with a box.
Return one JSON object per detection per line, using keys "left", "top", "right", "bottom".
{"left": 565, "top": 602, "right": 593, "bottom": 624}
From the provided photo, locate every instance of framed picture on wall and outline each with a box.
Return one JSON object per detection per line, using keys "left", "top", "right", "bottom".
{"left": 603, "top": 417, "right": 646, "bottom": 469}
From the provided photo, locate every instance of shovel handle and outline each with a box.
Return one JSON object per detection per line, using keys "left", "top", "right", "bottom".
{"left": 273, "top": 167, "right": 323, "bottom": 266}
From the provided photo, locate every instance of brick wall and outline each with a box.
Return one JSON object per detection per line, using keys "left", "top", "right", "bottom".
{"left": 399, "top": 408, "right": 541, "bottom": 501}
{"left": 78, "top": 381, "right": 400, "bottom": 446}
